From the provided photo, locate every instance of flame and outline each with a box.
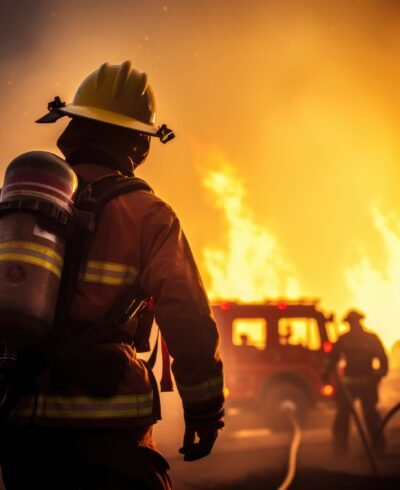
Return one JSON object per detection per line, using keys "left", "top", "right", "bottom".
{"left": 202, "top": 154, "right": 299, "bottom": 302}
{"left": 346, "top": 207, "right": 400, "bottom": 350}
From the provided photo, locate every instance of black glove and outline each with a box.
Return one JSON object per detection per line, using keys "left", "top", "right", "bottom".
{"left": 179, "top": 396, "right": 224, "bottom": 461}
{"left": 179, "top": 420, "right": 224, "bottom": 462}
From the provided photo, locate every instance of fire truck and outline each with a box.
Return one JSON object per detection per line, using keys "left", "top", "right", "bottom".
{"left": 212, "top": 299, "right": 337, "bottom": 430}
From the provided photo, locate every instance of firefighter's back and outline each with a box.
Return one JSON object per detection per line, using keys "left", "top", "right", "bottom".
{"left": 339, "top": 330, "right": 383, "bottom": 378}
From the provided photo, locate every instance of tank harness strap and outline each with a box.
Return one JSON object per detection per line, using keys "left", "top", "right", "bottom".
{"left": 74, "top": 175, "right": 172, "bottom": 397}
{"left": 0, "top": 174, "right": 165, "bottom": 425}
{"left": 55, "top": 173, "right": 164, "bottom": 417}
{"left": 0, "top": 200, "right": 71, "bottom": 227}
{"left": 54, "top": 174, "right": 153, "bottom": 337}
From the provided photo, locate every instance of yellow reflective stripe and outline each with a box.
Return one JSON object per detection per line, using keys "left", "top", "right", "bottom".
{"left": 87, "top": 261, "right": 134, "bottom": 273}
{"left": 28, "top": 394, "right": 152, "bottom": 404}
{"left": 13, "top": 392, "right": 154, "bottom": 419}
{"left": 82, "top": 273, "right": 135, "bottom": 286}
{"left": 0, "top": 241, "right": 62, "bottom": 265}
{"left": 179, "top": 377, "right": 223, "bottom": 393}
{"left": 177, "top": 376, "right": 224, "bottom": 403}
{"left": 0, "top": 253, "right": 62, "bottom": 278}
{"left": 81, "top": 260, "right": 137, "bottom": 286}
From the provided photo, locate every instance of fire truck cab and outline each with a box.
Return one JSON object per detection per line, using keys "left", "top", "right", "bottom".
{"left": 212, "top": 300, "right": 337, "bottom": 429}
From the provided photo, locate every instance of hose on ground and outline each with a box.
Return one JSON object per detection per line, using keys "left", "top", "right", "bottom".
{"left": 373, "top": 402, "right": 400, "bottom": 450}
{"left": 337, "top": 378, "right": 379, "bottom": 475}
{"left": 276, "top": 401, "right": 302, "bottom": 490}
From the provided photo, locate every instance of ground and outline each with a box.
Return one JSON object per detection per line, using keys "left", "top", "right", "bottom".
{"left": 0, "top": 376, "right": 398, "bottom": 489}
{"left": 155, "top": 381, "right": 400, "bottom": 490}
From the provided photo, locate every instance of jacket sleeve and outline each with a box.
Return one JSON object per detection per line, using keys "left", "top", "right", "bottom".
{"left": 139, "top": 200, "right": 224, "bottom": 427}
{"left": 373, "top": 335, "right": 389, "bottom": 378}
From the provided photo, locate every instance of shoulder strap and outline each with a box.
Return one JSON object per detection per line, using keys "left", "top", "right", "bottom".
{"left": 54, "top": 174, "right": 153, "bottom": 333}
{"left": 94, "top": 176, "right": 152, "bottom": 212}
{"left": 76, "top": 174, "right": 152, "bottom": 221}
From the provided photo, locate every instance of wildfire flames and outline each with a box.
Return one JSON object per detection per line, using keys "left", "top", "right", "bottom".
{"left": 203, "top": 160, "right": 399, "bottom": 351}
{"left": 202, "top": 154, "right": 299, "bottom": 302}
{"left": 1, "top": 1, "right": 400, "bottom": 357}
{"left": 346, "top": 207, "right": 400, "bottom": 350}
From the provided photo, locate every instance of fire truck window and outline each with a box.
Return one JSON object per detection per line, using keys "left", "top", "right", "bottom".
{"left": 232, "top": 318, "right": 267, "bottom": 350}
{"left": 278, "top": 318, "right": 321, "bottom": 351}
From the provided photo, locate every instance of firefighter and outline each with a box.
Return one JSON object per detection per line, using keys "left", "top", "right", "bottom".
{"left": 237, "top": 334, "right": 258, "bottom": 360}
{"left": 0, "top": 61, "right": 224, "bottom": 489}
{"left": 322, "top": 309, "right": 388, "bottom": 456}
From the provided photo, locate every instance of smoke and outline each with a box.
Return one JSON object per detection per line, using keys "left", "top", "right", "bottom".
{"left": 2, "top": 0, "right": 400, "bottom": 340}
{"left": 0, "top": 0, "right": 49, "bottom": 58}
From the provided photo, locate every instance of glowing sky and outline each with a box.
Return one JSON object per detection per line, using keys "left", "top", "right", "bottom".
{"left": 2, "top": 0, "right": 400, "bottom": 346}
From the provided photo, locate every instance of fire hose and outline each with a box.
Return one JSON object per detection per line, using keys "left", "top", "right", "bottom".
{"left": 275, "top": 380, "right": 379, "bottom": 489}
{"left": 337, "top": 377, "right": 380, "bottom": 475}
{"left": 276, "top": 401, "right": 302, "bottom": 490}
{"left": 373, "top": 402, "right": 400, "bottom": 450}
{"left": 274, "top": 382, "right": 399, "bottom": 489}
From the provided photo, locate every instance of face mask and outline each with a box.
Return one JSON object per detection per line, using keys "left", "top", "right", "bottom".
{"left": 57, "top": 118, "right": 151, "bottom": 174}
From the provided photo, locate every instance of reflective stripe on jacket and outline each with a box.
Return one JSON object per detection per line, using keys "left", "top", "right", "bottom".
{"left": 177, "top": 376, "right": 224, "bottom": 404}
{"left": 13, "top": 392, "right": 154, "bottom": 421}
{"left": 11, "top": 164, "right": 224, "bottom": 428}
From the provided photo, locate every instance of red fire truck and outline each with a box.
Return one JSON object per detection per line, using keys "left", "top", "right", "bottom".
{"left": 212, "top": 299, "right": 337, "bottom": 429}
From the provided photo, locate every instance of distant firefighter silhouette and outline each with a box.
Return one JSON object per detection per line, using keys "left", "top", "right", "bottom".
{"left": 237, "top": 334, "right": 259, "bottom": 359}
{"left": 323, "top": 309, "right": 388, "bottom": 455}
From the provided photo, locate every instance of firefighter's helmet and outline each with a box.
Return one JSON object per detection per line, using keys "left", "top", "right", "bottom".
{"left": 342, "top": 309, "right": 365, "bottom": 324}
{"left": 36, "top": 61, "right": 174, "bottom": 143}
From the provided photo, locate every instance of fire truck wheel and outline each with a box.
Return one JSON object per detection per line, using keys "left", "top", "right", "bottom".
{"left": 262, "top": 383, "right": 310, "bottom": 431}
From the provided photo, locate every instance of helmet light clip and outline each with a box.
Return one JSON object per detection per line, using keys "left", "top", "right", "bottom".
{"left": 48, "top": 96, "right": 66, "bottom": 112}
{"left": 157, "top": 124, "right": 175, "bottom": 144}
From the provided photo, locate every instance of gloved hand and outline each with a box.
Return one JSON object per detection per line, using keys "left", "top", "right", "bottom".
{"left": 179, "top": 421, "right": 223, "bottom": 462}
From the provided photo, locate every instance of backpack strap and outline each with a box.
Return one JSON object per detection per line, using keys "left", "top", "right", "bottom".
{"left": 72, "top": 174, "right": 153, "bottom": 232}
{"left": 53, "top": 174, "right": 153, "bottom": 344}
{"left": 0, "top": 174, "right": 156, "bottom": 426}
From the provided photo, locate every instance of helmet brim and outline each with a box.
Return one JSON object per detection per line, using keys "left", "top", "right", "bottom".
{"left": 342, "top": 311, "right": 366, "bottom": 323}
{"left": 37, "top": 104, "right": 160, "bottom": 137}
{"left": 36, "top": 111, "right": 65, "bottom": 123}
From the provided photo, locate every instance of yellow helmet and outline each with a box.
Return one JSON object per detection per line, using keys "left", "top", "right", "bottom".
{"left": 342, "top": 309, "right": 365, "bottom": 324}
{"left": 37, "top": 61, "right": 174, "bottom": 143}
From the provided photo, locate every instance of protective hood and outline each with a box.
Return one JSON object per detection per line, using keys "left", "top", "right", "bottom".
{"left": 57, "top": 118, "right": 150, "bottom": 175}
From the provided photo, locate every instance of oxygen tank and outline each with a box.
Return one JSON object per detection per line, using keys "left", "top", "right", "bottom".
{"left": 0, "top": 151, "right": 78, "bottom": 348}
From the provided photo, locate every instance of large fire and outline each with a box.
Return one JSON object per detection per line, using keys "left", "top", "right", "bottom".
{"left": 202, "top": 154, "right": 299, "bottom": 302}
{"left": 202, "top": 159, "right": 400, "bottom": 352}
{"left": 346, "top": 207, "right": 400, "bottom": 350}
{"left": 1, "top": 1, "right": 399, "bottom": 357}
